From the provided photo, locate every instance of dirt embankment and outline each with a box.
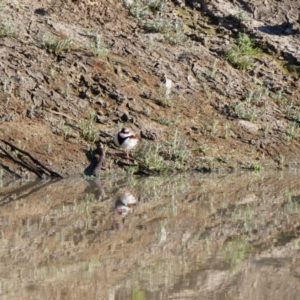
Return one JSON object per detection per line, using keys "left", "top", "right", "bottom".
{"left": 0, "top": 0, "right": 300, "bottom": 178}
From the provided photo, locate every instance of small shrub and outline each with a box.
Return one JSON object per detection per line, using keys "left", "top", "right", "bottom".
{"left": 166, "top": 129, "right": 191, "bottom": 164}
{"left": 143, "top": 17, "right": 186, "bottom": 45}
{"left": 157, "top": 117, "right": 172, "bottom": 126}
{"left": 234, "top": 101, "right": 259, "bottom": 121}
{"left": 224, "top": 33, "right": 261, "bottom": 70}
{"left": 125, "top": 0, "right": 150, "bottom": 18}
{"left": 251, "top": 161, "right": 263, "bottom": 172}
{"left": 41, "top": 34, "right": 73, "bottom": 54}
{"left": 49, "top": 67, "right": 56, "bottom": 78}
{"left": 125, "top": 0, "right": 165, "bottom": 18}
{"left": 137, "top": 129, "right": 190, "bottom": 172}
{"left": 164, "top": 19, "right": 186, "bottom": 45}
{"left": 223, "top": 123, "right": 231, "bottom": 139}
{"left": 79, "top": 111, "right": 99, "bottom": 142}
{"left": 138, "top": 141, "right": 168, "bottom": 172}
{"left": 145, "top": 0, "right": 165, "bottom": 12}
{"left": 142, "top": 17, "right": 173, "bottom": 33}
{"left": 157, "top": 114, "right": 180, "bottom": 126}
{"left": 0, "top": 0, "right": 6, "bottom": 15}
{"left": 286, "top": 121, "right": 298, "bottom": 140}
{"left": 0, "top": 18, "right": 17, "bottom": 37}
{"left": 90, "top": 35, "right": 109, "bottom": 57}
{"left": 234, "top": 10, "right": 248, "bottom": 22}
{"left": 233, "top": 89, "right": 266, "bottom": 121}
{"left": 62, "top": 125, "right": 73, "bottom": 140}
{"left": 46, "top": 143, "right": 52, "bottom": 154}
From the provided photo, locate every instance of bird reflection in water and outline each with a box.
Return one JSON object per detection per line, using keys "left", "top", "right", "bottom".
{"left": 113, "top": 190, "right": 137, "bottom": 215}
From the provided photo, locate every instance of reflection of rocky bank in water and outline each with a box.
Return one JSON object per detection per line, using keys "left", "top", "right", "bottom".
{"left": 113, "top": 190, "right": 137, "bottom": 215}
{"left": 1, "top": 171, "right": 300, "bottom": 299}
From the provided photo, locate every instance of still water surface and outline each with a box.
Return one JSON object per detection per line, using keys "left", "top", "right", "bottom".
{"left": 1, "top": 170, "right": 300, "bottom": 299}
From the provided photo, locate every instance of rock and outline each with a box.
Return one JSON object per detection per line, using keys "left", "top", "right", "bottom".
{"left": 96, "top": 115, "right": 109, "bottom": 124}
{"left": 141, "top": 129, "right": 158, "bottom": 141}
{"left": 238, "top": 120, "right": 260, "bottom": 134}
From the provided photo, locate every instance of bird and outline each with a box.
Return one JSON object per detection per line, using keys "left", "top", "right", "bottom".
{"left": 114, "top": 191, "right": 137, "bottom": 215}
{"left": 113, "top": 127, "right": 138, "bottom": 158}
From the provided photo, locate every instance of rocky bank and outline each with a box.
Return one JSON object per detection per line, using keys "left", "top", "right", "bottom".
{"left": 0, "top": 0, "right": 300, "bottom": 178}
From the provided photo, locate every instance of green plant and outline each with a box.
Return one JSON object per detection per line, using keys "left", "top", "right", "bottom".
{"left": 125, "top": 0, "right": 150, "bottom": 18}
{"left": 218, "top": 154, "right": 230, "bottom": 163}
{"left": 125, "top": 0, "right": 165, "bottom": 18}
{"left": 54, "top": 117, "right": 66, "bottom": 135}
{"left": 202, "top": 83, "right": 212, "bottom": 100}
{"left": 49, "top": 67, "right": 56, "bottom": 78}
{"left": 211, "top": 119, "right": 219, "bottom": 136}
{"left": 62, "top": 125, "right": 73, "bottom": 140}
{"left": 145, "top": 0, "right": 165, "bottom": 12}
{"left": 138, "top": 141, "right": 168, "bottom": 172}
{"left": 251, "top": 161, "right": 263, "bottom": 172}
{"left": 2, "top": 77, "right": 11, "bottom": 93}
{"left": 79, "top": 111, "right": 99, "bottom": 142}
{"left": 143, "top": 17, "right": 173, "bottom": 33}
{"left": 165, "top": 129, "right": 191, "bottom": 167}
{"left": 89, "top": 30, "right": 109, "bottom": 57}
{"left": 234, "top": 101, "right": 258, "bottom": 121}
{"left": 222, "top": 236, "right": 253, "bottom": 268}
{"left": 164, "top": 19, "right": 186, "bottom": 45}
{"left": 137, "top": 130, "right": 190, "bottom": 172}
{"left": 0, "top": 0, "right": 6, "bottom": 14}
{"left": 225, "top": 33, "right": 261, "bottom": 70}
{"left": 157, "top": 117, "right": 172, "bottom": 126}
{"left": 223, "top": 123, "right": 231, "bottom": 139}
{"left": 276, "top": 94, "right": 300, "bottom": 120}
{"left": 1, "top": 110, "right": 15, "bottom": 122}
{"left": 286, "top": 121, "right": 298, "bottom": 141}
{"left": 0, "top": 18, "right": 17, "bottom": 37}
{"left": 46, "top": 143, "right": 52, "bottom": 154}
{"left": 17, "top": 140, "right": 25, "bottom": 150}
{"left": 64, "top": 83, "right": 70, "bottom": 99}
{"left": 147, "top": 35, "right": 157, "bottom": 49}
{"left": 276, "top": 154, "right": 285, "bottom": 166}
{"left": 199, "top": 144, "right": 210, "bottom": 155}
{"left": 210, "top": 58, "right": 219, "bottom": 79}
{"left": 234, "top": 10, "right": 248, "bottom": 22}
{"left": 157, "top": 114, "right": 180, "bottom": 126}
{"left": 41, "top": 34, "right": 73, "bottom": 54}
{"left": 27, "top": 103, "right": 36, "bottom": 119}
{"left": 144, "top": 107, "right": 152, "bottom": 116}
{"left": 262, "top": 124, "right": 270, "bottom": 138}
{"left": 125, "top": 165, "right": 139, "bottom": 175}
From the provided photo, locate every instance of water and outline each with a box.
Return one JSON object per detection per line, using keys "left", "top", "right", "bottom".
{"left": 1, "top": 170, "right": 300, "bottom": 299}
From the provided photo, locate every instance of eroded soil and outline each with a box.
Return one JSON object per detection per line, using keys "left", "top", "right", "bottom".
{"left": 0, "top": 0, "right": 300, "bottom": 177}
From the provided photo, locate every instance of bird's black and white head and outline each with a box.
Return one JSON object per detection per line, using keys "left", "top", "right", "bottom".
{"left": 120, "top": 128, "right": 130, "bottom": 136}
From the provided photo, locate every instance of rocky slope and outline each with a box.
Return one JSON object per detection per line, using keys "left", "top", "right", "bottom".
{"left": 0, "top": 0, "right": 300, "bottom": 177}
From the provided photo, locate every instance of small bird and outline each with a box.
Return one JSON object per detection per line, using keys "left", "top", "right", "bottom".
{"left": 114, "top": 191, "right": 137, "bottom": 215}
{"left": 113, "top": 127, "right": 138, "bottom": 158}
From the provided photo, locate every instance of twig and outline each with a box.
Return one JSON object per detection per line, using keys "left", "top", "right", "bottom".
{"left": 44, "top": 108, "right": 76, "bottom": 121}
{"left": 0, "top": 139, "right": 63, "bottom": 178}
{"left": 93, "top": 142, "right": 105, "bottom": 176}
{"left": 0, "top": 145, "right": 45, "bottom": 178}
{"left": 108, "top": 151, "right": 158, "bottom": 176}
